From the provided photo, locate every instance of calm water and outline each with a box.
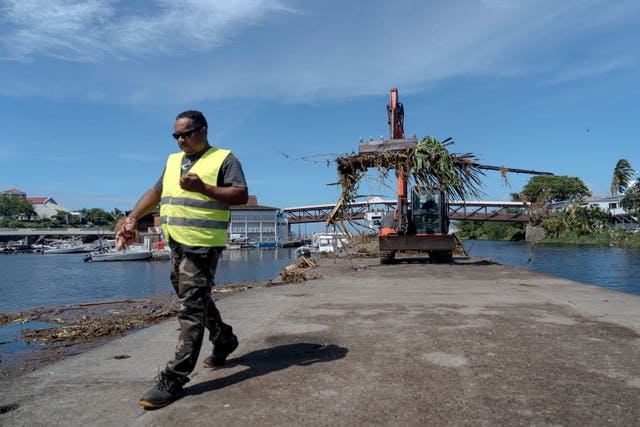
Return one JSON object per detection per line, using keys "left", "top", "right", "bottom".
{"left": 3, "top": 242, "right": 640, "bottom": 313}
{"left": 0, "top": 248, "right": 296, "bottom": 313}
{"left": 462, "top": 240, "right": 640, "bottom": 296}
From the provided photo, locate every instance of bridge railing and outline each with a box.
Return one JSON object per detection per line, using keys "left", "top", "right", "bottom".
{"left": 284, "top": 200, "right": 531, "bottom": 224}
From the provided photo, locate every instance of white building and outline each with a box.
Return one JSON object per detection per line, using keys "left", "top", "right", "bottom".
{"left": 1, "top": 188, "right": 69, "bottom": 220}
{"left": 228, "top": 196, "right": 288, "bottom": 247}
{"left": 26, "top": 196, "right": 70, "bottom": 220}
{"left": 549, "top": 193, "right": 639, "bottom": 232}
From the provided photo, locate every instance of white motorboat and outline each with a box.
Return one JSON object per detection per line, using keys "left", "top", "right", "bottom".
{"left": 43, "top": 240, "right": 92, "bottom": 254}
{"left": 85, "top": 245, "right": 153, "bottom": 262}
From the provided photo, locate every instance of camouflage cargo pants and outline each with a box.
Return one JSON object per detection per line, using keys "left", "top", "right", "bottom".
{"left": 165, "top": 244, "right": 234, "bottom": 378}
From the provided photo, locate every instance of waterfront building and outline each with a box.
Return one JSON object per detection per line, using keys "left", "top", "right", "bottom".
{"left": 26, "top": 197, "right": 69, "bottom": 220}
{"left": 229, "top": 196, "right": 288, "bottom": 247}
{"left": 1, "top": 188, "right": 70, "bottom": 220}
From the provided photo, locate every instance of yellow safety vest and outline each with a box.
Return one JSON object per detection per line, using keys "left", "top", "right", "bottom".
{"left": 160, "top": 147, "right": 231, "bottom": 247}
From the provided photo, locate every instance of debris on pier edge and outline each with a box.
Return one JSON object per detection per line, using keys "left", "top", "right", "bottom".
{"left": 279, "top": 256, "right": 321, "bottom": 283}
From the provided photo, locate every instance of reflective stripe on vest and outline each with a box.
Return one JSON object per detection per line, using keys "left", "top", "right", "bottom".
{"left": 160, "top": 147, "right": 231, "bottom": 246}
{"left": 159, "top": 197, "right": 229, "bottom": 210}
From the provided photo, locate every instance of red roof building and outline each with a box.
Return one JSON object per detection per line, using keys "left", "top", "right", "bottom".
{"left": 2, "top": 189, "right": 66, "bottom": 219}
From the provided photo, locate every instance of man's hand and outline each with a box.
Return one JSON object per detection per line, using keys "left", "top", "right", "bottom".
{"left": 178, "top": 172, "right": 248, "bottom": 205}
{"left": 115, "top": 217, "right": 138, "bottom": 250}
{"left": 180, "top": 172, "right": 207, "bottom": 194}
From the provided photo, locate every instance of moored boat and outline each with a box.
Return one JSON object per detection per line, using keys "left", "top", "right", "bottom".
{"left": 0, "top": 239, "right": 33, "bottom": 253}
{"left": 85, "top": 245, "right": 153, "bottom": 262}
{"left": 43, "top": 240, "right": 92, "bottom": 254}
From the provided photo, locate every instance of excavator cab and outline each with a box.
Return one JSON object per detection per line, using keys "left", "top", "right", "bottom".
{"left": 410, "top": 187, "right": 449, "bottom": 235}
{"left": 381, "top": 187, "right": 449, "bottom": 236}
{"left": 378, "top": 186, "right": 455, "bottom": 264}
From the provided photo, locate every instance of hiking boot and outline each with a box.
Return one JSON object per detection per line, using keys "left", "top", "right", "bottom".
{"left": 203, "top": 334, "right": 239, "bottom": 368}
{"left": 139, "top": 371, "right": 188, "bottom": 409}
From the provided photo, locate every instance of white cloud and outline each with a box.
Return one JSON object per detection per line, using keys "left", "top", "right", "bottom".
{"left": 0, "top": 0, "right": 115, "bottom": 61}
{"left": 548, "top": 55, "right": 635, "bottom": 84}
{"left": 0, "top": 0, "right": 637, "bottom": 104}
{"left": 0, "top": 0, "right": 295, "bottom": 61}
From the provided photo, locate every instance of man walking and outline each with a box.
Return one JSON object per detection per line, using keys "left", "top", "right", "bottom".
{"left": 116, "top": 110, "right": 249, "bottom": 409}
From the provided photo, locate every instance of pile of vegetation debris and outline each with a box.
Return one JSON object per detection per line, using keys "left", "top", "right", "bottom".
{"left": 279, "top": 256, "right": 321, "bottom": 283}
{"left": 0, "top": 279, "right": 296, "bottom": 379}
{"left": 15, "top": 296, "right": 179, "bottom": 345}
{"left": 5, "top": 283, "right": 258, "bottom": 347}
{"left": 327, "top": 136, "right": 486, "bottom": 230}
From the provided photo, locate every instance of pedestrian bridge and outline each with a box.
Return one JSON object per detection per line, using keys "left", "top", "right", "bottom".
{"left": 284, "top": 200, "right": 531, "bottom": 224}
{"left": 0, "top": 200, "right": 531, "bottom": 240}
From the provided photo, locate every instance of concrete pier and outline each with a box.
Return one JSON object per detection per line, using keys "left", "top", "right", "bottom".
{"left": 1, "top": 256, "right": 639, "bottom": 426}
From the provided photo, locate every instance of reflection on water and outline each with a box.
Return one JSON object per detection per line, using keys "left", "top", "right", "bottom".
{"left": 0, "top": 248, "right": 295, "bottom": 312}
{"left": 219, "top": 247, "right": 295, "bottom": 283}
{"left": 463, "top": 240, "right": 640, "bottom": 296}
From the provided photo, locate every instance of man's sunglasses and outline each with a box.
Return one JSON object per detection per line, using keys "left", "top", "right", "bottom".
{"left": 172, "top": 126, "right": 203, "bottom": 140}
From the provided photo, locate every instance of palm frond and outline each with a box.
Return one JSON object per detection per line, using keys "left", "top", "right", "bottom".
{"left": 328, "top": 136, "right": 485, "bottom": 226}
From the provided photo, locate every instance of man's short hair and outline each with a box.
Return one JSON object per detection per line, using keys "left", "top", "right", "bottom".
{"left": 176, "top": 110, "right": 208, "bottom": 129}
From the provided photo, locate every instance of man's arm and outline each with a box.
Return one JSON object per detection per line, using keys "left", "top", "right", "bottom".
{"left": 179, "top": 173, "right": 248, "bottom": 206}
{"left": 128, "top": 188, "right": 162, "bottom": 219}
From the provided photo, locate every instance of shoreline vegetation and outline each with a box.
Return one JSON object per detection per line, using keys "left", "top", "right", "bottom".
{"left": 468, "top": 231, "right": 640, "bottom": 248}
{"left": 539, "top": 231, "right": 640, "bottom": 247}
{"left": 455, "top": 221, "right": 640, "bottom": 248}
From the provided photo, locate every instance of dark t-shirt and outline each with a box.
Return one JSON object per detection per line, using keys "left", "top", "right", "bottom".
{"left": 157, "top": 145, "right": 248, "bottom": 252}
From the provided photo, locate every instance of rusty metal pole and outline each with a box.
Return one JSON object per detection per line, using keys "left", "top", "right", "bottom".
{"left": 387, "top": 88, "right": 408, "bottom": 233}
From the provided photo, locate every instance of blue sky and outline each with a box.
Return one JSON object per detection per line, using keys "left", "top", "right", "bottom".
{"left": 0, "top": 0, "right": 638, "bottom": 213}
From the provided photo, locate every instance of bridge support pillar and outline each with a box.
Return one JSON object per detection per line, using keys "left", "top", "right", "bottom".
{"left": 525, "top": 224, "right": 546, "bottom": 242}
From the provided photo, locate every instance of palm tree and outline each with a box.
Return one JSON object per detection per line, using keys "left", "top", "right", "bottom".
{"left": 611, "top": 159, "right": 635, "bottom": 198}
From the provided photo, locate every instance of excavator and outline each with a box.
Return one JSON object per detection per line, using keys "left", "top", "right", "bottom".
{"left": 359, "top": 89, "right": 455, "bottom": 263}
